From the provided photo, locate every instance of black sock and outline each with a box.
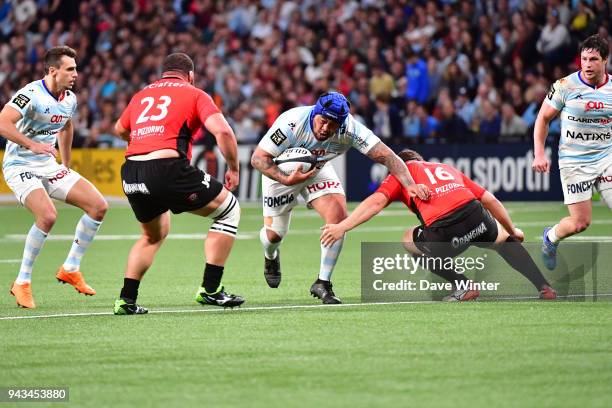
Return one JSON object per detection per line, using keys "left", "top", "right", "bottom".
{"left": 497, "top": 237, "right": 549, "bottom": 290}
{"left": 120, "top": 278, "right": 141, "bottom": 302}
{"left": 417, "top": 255, "right": 470, "bottom": 284}
{"left": 202, "top": 263, "right": 224, "bottom": 293}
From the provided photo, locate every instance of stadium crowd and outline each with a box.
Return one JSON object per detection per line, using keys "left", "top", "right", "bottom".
{"left": 1, "top": 0, "right": 611, "bottom": 149}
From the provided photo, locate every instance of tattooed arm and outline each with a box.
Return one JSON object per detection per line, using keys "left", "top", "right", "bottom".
{"left": 365, "top": 142, "right": 430, "bottom": 200}
{"left": 250, "top": 146, "right": 315, "bottom": 186}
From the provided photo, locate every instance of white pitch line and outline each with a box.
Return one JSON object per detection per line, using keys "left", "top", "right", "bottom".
{"left": 0, "top": 301, "right": 433, "bottom": 321}
{"left": 3, "top": 220, "right": 612, "bottom": 242}
{"left": 1, "top": 294, "right": 610, "bottom": 321}
{"left": 0, "top": 259, "right": 21, "bottom": 263}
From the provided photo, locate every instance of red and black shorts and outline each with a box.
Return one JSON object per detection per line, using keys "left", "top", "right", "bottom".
{"left": 412, "top": 200, "right": 499, "bottom": 258}
{"left": 121, "top": 157, "right": 223, "bottom": 223}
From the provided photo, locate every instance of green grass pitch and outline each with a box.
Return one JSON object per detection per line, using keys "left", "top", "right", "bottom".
{"left": 1, "top": 201, "right": 611, "bottom": 407}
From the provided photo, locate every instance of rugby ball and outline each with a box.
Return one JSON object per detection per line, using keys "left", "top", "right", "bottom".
{"left": 274, "top": 147, "right": 318, "bottom": 174}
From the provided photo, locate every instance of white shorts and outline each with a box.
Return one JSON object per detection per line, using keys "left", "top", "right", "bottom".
{"left": 262, "top": 164, "right": 345, "bottom": 216}
{"left": 560, "top": 158, "right": 612, "bottom": 205}
{"left": 3, "top": 161, "right": 82, "bottom": 205}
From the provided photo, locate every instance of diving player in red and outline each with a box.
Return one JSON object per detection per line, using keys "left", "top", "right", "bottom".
{"left": 321, "top": 149, "right": 557, "bottom": 301}
{"left": 112, "top": 53, "right": 244, "bottom": 314}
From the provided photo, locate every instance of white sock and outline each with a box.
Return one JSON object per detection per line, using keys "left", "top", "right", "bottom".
{"left": 16, "top": 224, "right": 48, "bottom": 284}
{"left": 547, "top": 224, "right": 561, "bottom": 244}
{"left": 259, "top": 227, "right": 281, "bottom": 260}
{"left": 318, "top": 234, "right": 345, "bottom": 281}
{"left": 63, "top": 214, "right": 102, "bottom": 272}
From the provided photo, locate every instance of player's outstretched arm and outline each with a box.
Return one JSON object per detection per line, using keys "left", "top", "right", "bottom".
{"left": 0, "top": 105, "right": 57, "bottom": 156}
{"left": 205, "top": 113, "right": 240, "bottom": 190}
{"left": 57, "top": 119, "right": 73, "bottom": 167}
{"left": 532, "top": 102, "right": 559, "bottom": 173}
{"left": 365, "top": 142, "right": 430, "bottom": 200}
{"left": 250, "top": 146, "right": 315, "bottom": 186}
{"left": 480, "top": 191, "right": 518, "bottom": 237}
{"left": 321, "top": 192, "right": 389, "bottom": 246}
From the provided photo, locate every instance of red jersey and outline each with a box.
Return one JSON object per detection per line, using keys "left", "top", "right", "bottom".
{"left": 376, "top": 161, "right": 486, "bottom": 226}
{"left": 119, "top": 77, "right": 220, "bottom": 160}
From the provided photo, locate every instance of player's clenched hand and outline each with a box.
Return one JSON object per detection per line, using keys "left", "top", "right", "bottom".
{"left": 224, "top": 169, "right": 239, "bottom": 191}
{"left": 406, "top": 184, "right": 430, "bottom": 200}
{"left": 282, "top": 167, "right": 316, "bottom": 186}
{"left": 511, "top": 227, "right": 524, "bottom": 243}
{"left": 320, "top": 224, "right": 344, "bottom": 247}
{"left": 532, "top": 155, "right": 550, "bottom": 173}
{"left": 29, "top": 142, "right": 57, "bottom": 157}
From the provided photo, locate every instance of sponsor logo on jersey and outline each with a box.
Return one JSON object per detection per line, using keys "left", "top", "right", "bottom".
{"left": 451, "top": 222, "right": 488, "bottom": 248}
{"left": 270, "top": 129, "right": 287, "bottom": 146}
{"left": 566, "top": 130, "right": 611, "bottom": 141}
{"left": 599, "top": 175, "right": 612, "bottom": 184}
{"left": 263, "top": 194, "right": 294, "bottom": 207}
{"left": 567, "top": 115, "right": 611, "bottom": 124}
{"left": 584, "top": 101, "right": 604, "bottom": 112}
{"left": 26, "top": 128, "right": 57, "bottom": 136}
{"left": 306, "top": 180, "right": 342, "bottom": 194}
{"left": 12, "top": 94, "right": 31, "bottom": 109}
{"left": 50, "top": 114, "right": 65, "bottom": 123}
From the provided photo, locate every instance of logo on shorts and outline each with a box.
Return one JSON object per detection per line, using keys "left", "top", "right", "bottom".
{"left": 48, "top": 169, "right": 71, "bottom": 184}
{"left": 263, "top": 194, "right": 294, "bottom": 207}
{"left": 599, "top": 175, "right": 612, "bottom": 184}
{"left": 12, "top": 94, "right": 31, "bottom": 109}
{"left": 270, "top": 129, "right": 287, "bottom": 146}
{"left": 451, "top": 222, "right": 488, "bottom": 248}
{"left": 19, "top": 172, "right": 40, "bottom": 182}
{"left": 187, "top": 193, "right": 198, "bottom": 202}
{"left": 306, "top": 181, "right": 341, "bottom": 194}
{"left": 122, "top": 181, "right": 150, "bottom": 195}
{"left": 567, "top": 180, "right": 593, "bottom": 195}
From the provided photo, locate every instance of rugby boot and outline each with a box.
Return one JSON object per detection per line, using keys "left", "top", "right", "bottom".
{"left": 10, "top": 281, "right": 36, "bottom": 308}
{"left": 310, "top": 279, "right": 342, "bottom": 304}
{"left": 56, "top": 266, "right": 96, "bottom": 295}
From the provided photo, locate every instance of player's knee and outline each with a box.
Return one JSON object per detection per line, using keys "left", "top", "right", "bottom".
{"left": 210, "top": 193, "right": 240, "bottom": 237}
{"left": 573, "top": 219, "right": 590, "bottom": 233}
{"left": 38, "top": 209, "right": 57, "bottom": 231}
{"left": 90, "top": 199, "right": 108, "bottom": 221}
{"left": 264, "top": 215, "right": 290, "bottom": 243}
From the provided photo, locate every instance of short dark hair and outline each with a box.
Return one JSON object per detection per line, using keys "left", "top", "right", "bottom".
{"left": 162, "top": 53, "right": 194, "bottom": 75}
{"left": 398, "top": 149, "right": 424, "bottom": 162}
{"left": 44, "top": 46, "right": 77, "bottom": 73}
{"left": 579, "top": 34, "right": 609, "bottom": 60}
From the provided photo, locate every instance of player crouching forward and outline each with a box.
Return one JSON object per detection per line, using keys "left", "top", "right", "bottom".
{"left": 321, "top": 149, "right": 557, "bottom": 301}
{"left": 251, "top": 92, "right": 429, "bottom": 304}
{"left": 112, "top": 53, "right": 243, "bottom": 315}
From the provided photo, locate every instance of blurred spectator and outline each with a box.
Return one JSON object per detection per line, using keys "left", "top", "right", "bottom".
{"left": 537, "top": 9, "right": 571, "bottom": 65}
{"left": 416, "top": 105, "right": 438, "bottom": 143}
{"left": 500, "top": 102, "right": 528, "bottom": 143}
{"left": 402, "top": 100, "right": 420, "bottom": 143}
{"left": 478, "top": 100, "right": 501, "bottom": 144}
{"left": 405, "top": 50, "right": 429, "bottom": 105}
{"left": 372, "top": 94, "right": 402, "bottom": 144}
{"left": 369, "top": 63, "right": 394, "bottom": 100}
{"left": 437, "top": 99, "right": 471, "bottom": 144}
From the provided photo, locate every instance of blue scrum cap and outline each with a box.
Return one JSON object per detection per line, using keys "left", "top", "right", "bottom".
{"left": 312, "top": 92, "right": 350, "bottom": 124}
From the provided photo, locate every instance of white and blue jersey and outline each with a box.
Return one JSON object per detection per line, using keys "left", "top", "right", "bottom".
{"left": 258, "top": 106, "right": 380, "bottom": 164}
{"left": 545, "top": 71, "right": 612, "bottom": 169}
{"left": 2, "top": 80, "right": 77, "bottom": 170}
